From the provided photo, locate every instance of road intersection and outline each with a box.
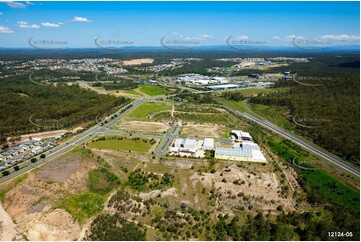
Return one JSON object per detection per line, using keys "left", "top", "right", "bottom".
{"left": 0, "top": 89, "right": 359, "bottom": 185}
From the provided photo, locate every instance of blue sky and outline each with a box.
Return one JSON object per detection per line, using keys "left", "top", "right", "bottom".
{"left": 0, "top": 1, "right": 359, "bottom": 48}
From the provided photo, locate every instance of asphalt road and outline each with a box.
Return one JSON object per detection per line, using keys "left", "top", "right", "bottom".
{"left": 1, "top": 90, "right": 359, "bottom": 185}
{"left": 220, "top": 98, "right": 360, "bottom": 177}
{"left": 0, "top": 99, "right": 143, "bottom": 184}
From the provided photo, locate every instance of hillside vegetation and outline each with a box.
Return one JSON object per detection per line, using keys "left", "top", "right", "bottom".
{"left": 0, "top": 78, "right": 129, "bottom": 144}
{"left": 249, "top": 55, "right": 360, "bottom": 165}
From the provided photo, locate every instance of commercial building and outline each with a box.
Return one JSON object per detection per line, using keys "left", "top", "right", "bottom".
{"left": 174, "top": 139, "right": 197, "bottom": 149}
{"left": 230, "top": 130, "right": 253, "bottom": 142}
{"left": 177, "top": 74, "right": 229, "bottom": 86}
{"left": 206, "top": 84, "right": 240, "bottom": 91}
{"left": 282, "top": 71, "right": 293, "bottom": 80}
{"left": 202, "top": 138, "right": 215, "bottom": 150}
{"left": 170, "top": 138, "right": 215, "bottom": 158}
{"left": 215, "top": 142, "right": 266, "bottom": 163}
{"left": 215, "top": 131, "right": 266, "bottom": 163}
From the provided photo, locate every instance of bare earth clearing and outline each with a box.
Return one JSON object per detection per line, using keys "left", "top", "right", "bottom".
{"left": 139, "top": 187, "right": 178, "bottom": 200}
{"left": 0, "top": 202, "right": 23, "bottom": 241}
{"left": 121, "top": 58, "right": 154, "bottom": 66}
{"left": 8, "top": 127, "right": 83, "bottom": 144}
{"left": 190, "top": 166, "right": 293, "bottom": 211}
{"left": 181, "top": 123, "right": 228, "bottom": 138}
{"left": 1, "top": 151, "right": 96, "bottom": 240}
{"left": 8, "top": 130, "right": 67, "bottom": 143}
{"left": 117, "top": 120, "right": 170, "bottom": 133}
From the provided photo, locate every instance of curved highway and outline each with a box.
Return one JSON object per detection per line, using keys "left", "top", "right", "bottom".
{"left": 220, "top": 98, "right": 360, "bottom": 177}
{"left": 1, "top": 90, "right": 359, "bottom": 185}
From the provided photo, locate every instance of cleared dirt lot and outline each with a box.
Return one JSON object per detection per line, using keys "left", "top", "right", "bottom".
{"left": 121, "top": 58, "right": 154, "bottom": 66}
{"left": 8, "top": 130, "right": 67, "bottom": 143}
{"left": 181, "top": 123, "right": 229, "bottom": 138}
{"left": 116, "top": 120, "right": 170, "bottom": 133}
{"left": 1, "top": 150, "right": 96, "bottom": 240}
{"left": 190, "top": 166, "right": 294, "bottom": 212}
{"left": 8, "top": 126, "right": 83, "bottom": 144}
{"left": 15, "top": 209, "right": 81, "bottom": 241}
{"left": 36, "top": 154, "right": 81, "bottom": 183}
{"left": 139, "top": 187, "right": 178, "bottom": 200}
{"left": 0, "top": 202, "right": 23, "bottom": 241}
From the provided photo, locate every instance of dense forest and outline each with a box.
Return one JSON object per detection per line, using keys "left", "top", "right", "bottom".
{"left": 0, "top": 77, "right": 129, "bottom": 144}
{"left": 249, "top": 55, "right": 360, "bottom": 165}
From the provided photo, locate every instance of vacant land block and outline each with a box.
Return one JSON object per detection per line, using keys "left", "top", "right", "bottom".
{"left": 121, "top": 58, "right": 154, "bottom": 66}
{"left": 116, "top": 120, "right": 170, "bottom": 133}
{"left": 181, "top": 123, "right": 229, "bottom": 138}
{"left": 138, "top": 84, "right": 177, "bottom": 96}
{"left": 88, "top": 136, "right": 152, "bottom": 152}
{"left": 220, "top": 87, "right": 288, "bottom": 97}
{"left": 126, "top": 102, "right": 172, "bottom": 121}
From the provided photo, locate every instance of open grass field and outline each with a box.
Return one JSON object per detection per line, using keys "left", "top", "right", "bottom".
{"left": 57, "top": 192, "right": 104, "bottom": 223}
{"left": 126, "top": 102, "right": 172, "bottom": 121}
{"left": 93, "top": 86, "right": 144, "bottom": 98}
{"left": 88, "top": 136, "right": 152, "bottom": 152}
{"left": 138, "top": 84, "right": 177, "bottom": 96}
{"left": 219, "top": 87, "right": 289, "bottom": 97}
{"left": 122, "top": 88, "right": 144, "bottom": 96}
{"left": 88, "top": 169, "right": 120, "bottom": 195}
{"left": 223, "top": 99, "right": 248, "bottom": 112}
{"left": 174, "top": 112, "right": 230, "bottom": 125}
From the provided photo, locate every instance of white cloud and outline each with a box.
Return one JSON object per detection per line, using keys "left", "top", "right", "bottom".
{"left": 1, "top": 1, "right": 34, "bottom": 8}
{"left": 321, "top": 34, "right": 360, "bottom": 42}
{"left": 272, "top": 36, "right": 281, "bottom": 40}
{"left": 58, "top": 22, "right": 64, "bottom": 25}
{"left": 0, "top": 12, "right": 3, "bottom": 15}
{"left": 2, "top": 1, "right": 26, "bottom": 8}
{"left": 0, "top": 25, "right": 14, "bottom": 33}
{"left": 72, "top": 16, "right": 92, "bottom": 22}
{"left": 284, "top": 35, "right": 297, "bottom": 40}
{"left": 235, "top": 35, "right": 249, "bottom": 40}
{"left": 192, "top": 34, "right": 213, "bottom": 40}
{"left": 17, "top": 21, "right": 39, "bottom": 29}
{"left": 170, "top": 32, "right": 184, "bottom": 38}
{"left": 283, "top": 35, "right": 304, "bottom": 42}
{"left": 41, "top": 22, "right": 61, "bottom": 28}
{"left": 168, "top": 32, "right": 212, "bottom": 40}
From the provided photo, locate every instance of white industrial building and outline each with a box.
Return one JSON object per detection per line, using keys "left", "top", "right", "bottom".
{"left": 169, "top": 138, "right": 214, "bottom": 157}
{"left": 202, "top": 138, "right": 214, "bottom": 150}
{"left": 230, "top": 130, "right": 253, "bottom": 142}
{"left": 174, "top": 139, "right": 197, "bottom": 149}
{"left": 176, "top": 74, "right": 229, "bottom": 85}
{"left": 215, "top": 132, "right": 266, "bottom": 163}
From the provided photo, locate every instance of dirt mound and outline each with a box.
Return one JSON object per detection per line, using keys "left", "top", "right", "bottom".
{"left": 139, "top": 188, "right": 178, "bottom": 200}
{"left": 2, "top": 149, "right": 97, "bottom": 240}
{"left": 0, "top": 202, "right": 24, "bottom": 241}
{"left": 16, "top": 209, "right": 80, "bottom": 240}
{"left": 190, "top": 167, "right": 293, "bottom": 211}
